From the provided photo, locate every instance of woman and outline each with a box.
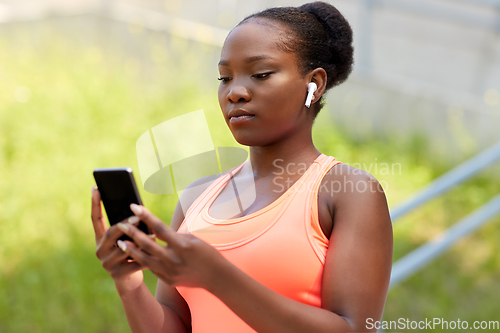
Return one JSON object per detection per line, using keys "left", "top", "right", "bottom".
{"left": 91, "top": 2, "right": 393, "bottom": 332}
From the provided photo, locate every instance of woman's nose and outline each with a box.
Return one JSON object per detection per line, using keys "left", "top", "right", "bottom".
{"left": 227, "top": 84, "right": 251, "bottom": 103}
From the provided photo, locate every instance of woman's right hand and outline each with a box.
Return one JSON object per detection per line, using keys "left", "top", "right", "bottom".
{"left": 91, "top": 187, "right": 145, "bottom": 294}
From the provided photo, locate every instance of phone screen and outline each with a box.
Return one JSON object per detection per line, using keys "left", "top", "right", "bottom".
{"left": 93, "top": 168, "right": 150, "bottom": 237}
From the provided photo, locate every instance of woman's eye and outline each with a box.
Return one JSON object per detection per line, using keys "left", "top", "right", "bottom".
{"left": 218, "top": 77, "right": 231, "bottom": 83}
{"left": 253, "top": 72, "right": 273, "bottom": 79}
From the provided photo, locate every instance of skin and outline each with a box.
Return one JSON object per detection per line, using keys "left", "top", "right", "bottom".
{"left": 91, "top": 19, "right": 393, "bottom": 333}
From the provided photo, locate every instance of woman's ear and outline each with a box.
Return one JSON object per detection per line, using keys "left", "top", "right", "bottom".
{"left": 307, "top": 68, "right": 327, "bottom": 106}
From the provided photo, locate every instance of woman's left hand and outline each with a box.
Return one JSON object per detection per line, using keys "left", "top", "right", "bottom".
{"left": 116, "top": 204, "right": 228, "bottom": 290}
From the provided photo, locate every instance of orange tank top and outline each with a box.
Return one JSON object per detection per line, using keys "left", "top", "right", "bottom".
{"left": 176, "top": 154, "right": 342, "bottom": 332}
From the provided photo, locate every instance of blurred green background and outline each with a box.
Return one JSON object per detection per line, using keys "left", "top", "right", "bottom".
{"left": 1, "top": 1, "right": 499, "bottom": 332}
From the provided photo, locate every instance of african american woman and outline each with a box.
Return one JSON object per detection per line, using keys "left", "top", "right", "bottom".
{"left": 91, "top": 2, "right": 393, "bottom": 332}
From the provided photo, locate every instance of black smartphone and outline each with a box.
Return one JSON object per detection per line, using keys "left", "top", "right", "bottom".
{"left": 93, "top": 167, "right": 150, "bottom": 241}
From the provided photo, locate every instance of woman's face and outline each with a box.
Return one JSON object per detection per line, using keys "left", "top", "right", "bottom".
{"left": 218, "top": 20, "right": 313, "bottom": 147}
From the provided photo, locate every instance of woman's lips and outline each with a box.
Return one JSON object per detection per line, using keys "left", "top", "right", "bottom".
{"left": 229, "top": 115, "right": 255, "bottom": 124}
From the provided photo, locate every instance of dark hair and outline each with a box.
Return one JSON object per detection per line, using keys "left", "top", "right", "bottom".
{"left": 238, "top": 1, "right": 354, "bottom": 115}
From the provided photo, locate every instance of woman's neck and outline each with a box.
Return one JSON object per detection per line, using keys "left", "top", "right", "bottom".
{"left": 248, "top": 131, "right": 320, "bottom": 180}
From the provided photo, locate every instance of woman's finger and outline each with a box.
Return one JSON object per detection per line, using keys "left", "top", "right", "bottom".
{"left": 116, "top": 239, "right": 159, "bottom": 267}
{"left": 96, "top": 217, "right": 137, "bottom": 259}
{"left": 104, "top": 247, "right": 145, "bottom": 277}
{"left": 129, "top": 204, "right": 181, "bottom": 248}
{"left": 101, "top": 246, "right": 134, "bottom": 270}
{"left": 117, "top": 239, "right": 179, "bottom": 282}
{"left": 91, "top": 187, "right": 107, "bottom": 243}
{"left": 116, "top": 221, "right": 174, "bottom": 262}
{"left": 98, "top": 224, "right": 124, "bottom": 245}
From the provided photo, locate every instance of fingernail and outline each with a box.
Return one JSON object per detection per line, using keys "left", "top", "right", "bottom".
{"left": 117, "top": 222, "right": 129, "bottom": 233}
{"left": 127, "top": 216, "right": 140, "bottom": 224}
{"left": 130, "top": 204, "right": 143, "bottom": 215}
{"left": 148, "top": 234, "right": 156, "bottom": 239}
{"left": 117, "top": 240, "right": 127, "bottom": 252}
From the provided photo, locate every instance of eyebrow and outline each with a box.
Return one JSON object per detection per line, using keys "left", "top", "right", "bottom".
{"left": 218, "top": 55, "right": 276, "bottom": 67}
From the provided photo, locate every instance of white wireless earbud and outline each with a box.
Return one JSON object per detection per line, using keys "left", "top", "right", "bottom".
{"left": 305, "top": 82, "right": 317, "bottom": 108}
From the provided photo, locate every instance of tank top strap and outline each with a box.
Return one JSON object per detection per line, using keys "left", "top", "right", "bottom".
{"left": 301, "top": 155, "right": 343, "bottom": 263}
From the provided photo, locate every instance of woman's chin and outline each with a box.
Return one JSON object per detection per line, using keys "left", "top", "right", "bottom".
{"left": 232, "top": 134, "right": 267, "bottom": 147}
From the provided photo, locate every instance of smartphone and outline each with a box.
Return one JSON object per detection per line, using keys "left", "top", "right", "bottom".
{"left": 93, "top": 167, "right": 150, "bottom": 241}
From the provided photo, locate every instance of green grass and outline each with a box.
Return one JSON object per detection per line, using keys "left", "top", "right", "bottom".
{"left": 0, "top": 24, "right": 498, "bottom": 332}
{"left": 0, "top": 26, "right": 227, "bottom": 332}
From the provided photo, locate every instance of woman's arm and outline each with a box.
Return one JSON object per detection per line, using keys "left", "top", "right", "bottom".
{"left": 115, "top": 199, "right": 191, "bottom": 333}
{"left": 117, "top": 168, "right": 393, "bottom": 333}
{"left": 109, "top": 174, "right": 221, "bottom": 332}
{"left": 321, "top": 166, "right": 393, "bottom": 330}
{"left": 91, "top": 188, "right": 189, "bottom": 333}
{"left": 117, "top": 282, "right": 188, "bottom": 333}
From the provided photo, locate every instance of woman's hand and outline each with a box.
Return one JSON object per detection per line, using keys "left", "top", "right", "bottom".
{"left": 114, "top": 203, "right": 227, "bottom": 291}
{"left": 91, "top": 187, "right": 145, "bottom": 294}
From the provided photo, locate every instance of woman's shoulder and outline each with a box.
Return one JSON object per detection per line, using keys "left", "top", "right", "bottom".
{"left": 323, "top": 162, "right": 383, "bottom": 191}
{"left": 321, "top": 162, "right": 388, "bottom": 219}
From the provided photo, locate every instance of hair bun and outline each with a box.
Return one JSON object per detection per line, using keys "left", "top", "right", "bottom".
{"left": 299, "top": 1, "right": 354, "bottom": 86}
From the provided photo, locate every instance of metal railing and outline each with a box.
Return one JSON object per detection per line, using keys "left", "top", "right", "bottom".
{"left": 377, "top": 141, "right": 500, "bottom": 333}
{"left": 389, "top": 140, "right": 500, "bottom": 288}
{"left": 390, "top": 140, "right": 500, "bottom": 221}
